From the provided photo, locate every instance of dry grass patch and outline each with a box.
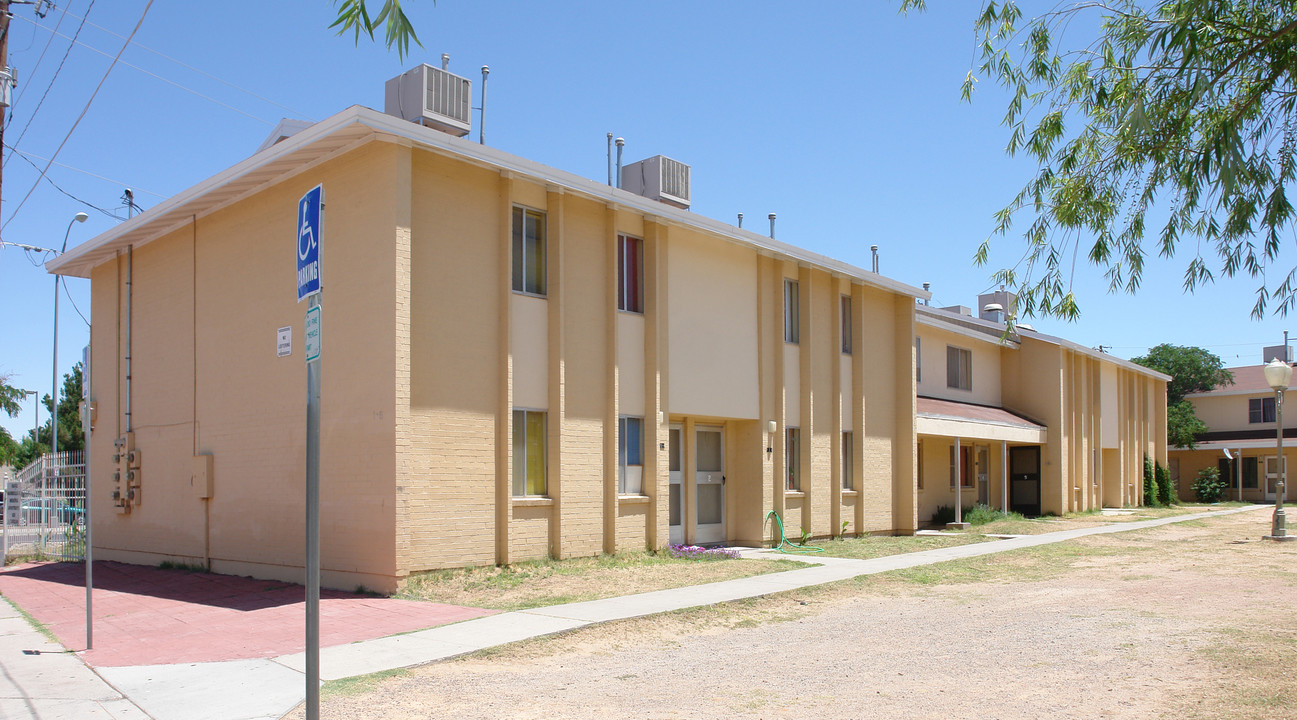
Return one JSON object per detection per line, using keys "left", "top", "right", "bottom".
{"left": 396, "top": 551, "right": 801, "bottom": 611}
{"left": 814, "top": 532, "right": 993, "bottom": 559}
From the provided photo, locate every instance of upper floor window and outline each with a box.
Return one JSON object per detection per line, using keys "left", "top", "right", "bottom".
{"left": 512, "top": 207, "right": 547, "bottom": 296}
{"left": 947, "top": 345, "right": 972, "bottom": 391}
{"left": 1249, "top": 397, "right": 1276, "bottom": 423}
{"left": 840, "top": 295, "right": 852, "bottom": 354}
{"left": 784, "top": 279, "right": 800, "bottom": 344}
{"left": 618, "top": 234, "right": 644, "bottom": 313}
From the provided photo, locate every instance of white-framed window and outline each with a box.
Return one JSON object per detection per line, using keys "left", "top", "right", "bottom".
{"left": 947, "top": 345, "right": 972, "bottom": 391}
{"left": 512, "top": 409, "right": 547, "bottom": 496}
{"left": 618, "top": 416, "right": 644, "bottom": 494}
{"left": 512, "top": 206, "right": 547, "bottom": 296}
{"left": 840, "top": 295, "right": 852, "bottom": 354}
{"left": 842, "top": 431, "right": 853, "bottom": 489}
{"left": 784, "top": 279, "right": 800, "bottom": 344}
{"left": 785, "top": 427, "right": 800, "bottom": 490}
{"left": 618, "top": 234, "right": 644, "bottom": 313}
{"left": 1249, "top": 397, "right": 1276, "bottom": 423}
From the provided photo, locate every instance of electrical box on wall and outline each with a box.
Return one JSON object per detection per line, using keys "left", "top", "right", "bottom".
{"left": 192, "top": 454, "right": 213, "bottom": 499}
{"left": 111, "top": 432, "right": 142, "bottom": 512}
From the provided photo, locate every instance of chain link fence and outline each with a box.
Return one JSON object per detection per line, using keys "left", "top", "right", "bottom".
{"left": 3, "top": 451, "right": 87, "bottom": 563}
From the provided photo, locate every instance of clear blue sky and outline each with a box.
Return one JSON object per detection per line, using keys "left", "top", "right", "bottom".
{"left": 1, "top": 1, "right": 1292, "bottom": 440}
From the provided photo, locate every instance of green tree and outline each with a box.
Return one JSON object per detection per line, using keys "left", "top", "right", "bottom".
{"left": 0, "top": 372, "right": 28, "bottom": 419}
{"left": 331, "top": 0, "right": 423, "bottom": 60}
{"left": 1132, "top": 344, "right": 1232, "bottom": 448}
{"left": 901, "top": 1, "right": 1297, "bottom": 319}
{"left": 40, "top": 363, "right": 85, "bottom": 455}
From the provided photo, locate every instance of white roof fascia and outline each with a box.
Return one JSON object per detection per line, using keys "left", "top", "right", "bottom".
{"left": 51, "top": 105, "right": 931, "bottom": 303}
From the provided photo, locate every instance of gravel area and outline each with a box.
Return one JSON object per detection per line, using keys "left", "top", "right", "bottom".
{"left": 296, "top": 509, "right": 1293, "bottom": 720}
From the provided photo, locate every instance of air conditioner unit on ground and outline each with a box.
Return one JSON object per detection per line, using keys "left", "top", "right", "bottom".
{"left": 620, "top": 155, "right": 690, "bottom": 209}
{"left": 384, "top": 64, "right": 472, "bottom": 137}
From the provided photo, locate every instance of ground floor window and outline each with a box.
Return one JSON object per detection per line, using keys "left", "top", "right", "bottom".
{"left": 842, "top": 431, "right": 853, "bottom": 490}
{"left": 512, "top": 409, "right": 547, "bottom": 496}
{"left": 618, "top": 416, "right": 644, "bottom": 494}
{"left": 786, "top": 428, "right": 800, "bottom": 491}
{"left": 949, "top": 444, "right": 973, "bottom": 488}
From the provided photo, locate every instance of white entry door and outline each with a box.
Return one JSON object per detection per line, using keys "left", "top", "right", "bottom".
{"left": 668, "top": 425, "right": 683, "bottom": 545}
{"left": 1265, "top": 455, "right": 1288, "bottom": 502}
{"left": 694, "top": 426, "right": 725, "bottom": 545}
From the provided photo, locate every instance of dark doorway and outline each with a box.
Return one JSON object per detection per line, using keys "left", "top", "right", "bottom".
{"left": 1010, "top": 446, "right": 1041, "bottom": 517}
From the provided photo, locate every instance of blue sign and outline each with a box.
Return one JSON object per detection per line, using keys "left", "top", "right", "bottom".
{"left": 296, "top": 185, "right": 323, "bottom": 302}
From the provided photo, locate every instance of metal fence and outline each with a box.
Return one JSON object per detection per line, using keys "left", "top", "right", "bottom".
{"left": 3, "top": 451, "right": 86, "bottom": 563}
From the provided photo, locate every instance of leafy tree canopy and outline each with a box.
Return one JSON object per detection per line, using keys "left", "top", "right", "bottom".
{"left": 331, "top": 0, "right": 424, "bottom": 60}
{"left": 1131, "top": 343, "right": 1233, "bottom": 403}
{"left": 902, "top": 0, "right": 1297, "bottom": 320}
{"left": 0, "top": 372, "right": 29, "bottom": 419}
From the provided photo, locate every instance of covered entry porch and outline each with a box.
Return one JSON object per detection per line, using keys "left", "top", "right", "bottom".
{"left": 915, "top": 397, "right": 1048, "bottom": 523}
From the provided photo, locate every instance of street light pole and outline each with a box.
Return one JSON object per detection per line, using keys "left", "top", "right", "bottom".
{"left": 50, "top": 212, "right": 89, "bottom": 467}
{"left": 1263, "top": 358, "right": 1294, "bottom": 542}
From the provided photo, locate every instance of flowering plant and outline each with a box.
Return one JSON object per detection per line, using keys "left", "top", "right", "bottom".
{"left": 666, "top": 544, "right": 740, "bottom": 561}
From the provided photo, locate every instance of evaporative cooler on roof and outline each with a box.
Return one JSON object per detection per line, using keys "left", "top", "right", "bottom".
{"left": 384, "top": 64, "right": 472, "bottom": 137}
{"left": 620, "top": 155, "right": 691, "bottom": 210}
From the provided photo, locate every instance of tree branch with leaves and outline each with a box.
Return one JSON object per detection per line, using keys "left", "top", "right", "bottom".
{"left": 903, "top": 0, "right": 1297, "bottom": 320}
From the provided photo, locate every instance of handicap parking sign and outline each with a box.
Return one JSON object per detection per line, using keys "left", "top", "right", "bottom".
{"left": 297, "top": 185, "right": 323, "bottom": 302}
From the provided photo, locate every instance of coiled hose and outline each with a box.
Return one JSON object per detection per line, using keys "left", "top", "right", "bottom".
{"left": 765, "top": 510, "right": 825, "bottom": 554}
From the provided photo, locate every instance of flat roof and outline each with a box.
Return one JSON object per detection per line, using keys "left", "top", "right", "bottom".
{"left": 48, "top": 106, "right": 930, "bottom": 303}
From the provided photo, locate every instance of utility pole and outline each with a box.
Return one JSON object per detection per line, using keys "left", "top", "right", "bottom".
{"left": 1, "top": 0, "right": 12, "bottom": 225}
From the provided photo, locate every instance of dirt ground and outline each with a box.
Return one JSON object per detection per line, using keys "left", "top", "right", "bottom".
{"left": 293, "top": 509, "right": 1296, "bottom": 720}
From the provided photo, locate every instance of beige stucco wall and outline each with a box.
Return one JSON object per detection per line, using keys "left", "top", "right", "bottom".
{"left": 90, "top": 141, "right": 403, "bottom": 591}
{"left": 1190, "top": 391, "right": 1294, "bottom": 433}
{"left": 916, "top": 323, "right": 1002, "bottom": 406}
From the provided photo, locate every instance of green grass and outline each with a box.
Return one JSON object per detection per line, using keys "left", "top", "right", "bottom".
{"left": 814, "top": 533, "right": 994, "bottom": 560}
{"left": 321, "top": 668, "right": 410, "bottom": 698}
{"left": 396, "top": 550, "right": 802, "bottom": 611}
{"left": 9, "top": 601, "right": 59, "bottom": 644}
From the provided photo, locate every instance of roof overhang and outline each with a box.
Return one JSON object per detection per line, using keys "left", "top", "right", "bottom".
{"left": 915, "top": 397, "right": 1047, "bottom": 444}
{"left": 48, "top": 106, "right": 931, "bottom": 303}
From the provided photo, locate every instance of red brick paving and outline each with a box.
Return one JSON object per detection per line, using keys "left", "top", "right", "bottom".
{"left": 0, "top": 561, "right": 495, "bottom": 667}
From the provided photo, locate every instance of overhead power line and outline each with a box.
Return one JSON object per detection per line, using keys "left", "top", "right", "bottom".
{"left": 5, "top": 144, "right": 164, "bottom": 199}
{"left": 8, "top": 1, "right": 71, "bottom": 115}
{"left": 3, "top": 0, "right": 95, "bottom": 166}
{"left": 2, "top": 0, "right": 154, "bottom": 233}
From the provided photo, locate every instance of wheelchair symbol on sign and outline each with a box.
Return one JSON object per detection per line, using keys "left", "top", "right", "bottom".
{"left": 298, "top": 203, "right": 317, "bottom": 262}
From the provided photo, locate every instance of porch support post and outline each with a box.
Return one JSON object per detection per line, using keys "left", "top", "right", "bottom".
{"left": 1001, "top": 441, "right": 1008, "bottom": 515}
{"left": 954, "top": 437, "right": 962, "bottom": 524}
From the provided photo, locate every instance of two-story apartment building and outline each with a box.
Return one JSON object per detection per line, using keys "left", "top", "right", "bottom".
{"left": 1171, "top": 352, "right": 1293, "bottom": 503}
{"left": 915, "top": 300, "right": 1169, "bottom": 522}
{"left": 48, "top": 67, "right": 1169, "bottom": 592}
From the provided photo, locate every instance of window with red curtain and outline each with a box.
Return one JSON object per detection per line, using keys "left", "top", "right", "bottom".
{"left": 618, "top": 234, "right": 643, "bottom": 313}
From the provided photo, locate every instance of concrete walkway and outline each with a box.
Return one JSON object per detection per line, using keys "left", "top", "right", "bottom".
{"left": 1, "top": 505, "right": 1272, "bottom": 720}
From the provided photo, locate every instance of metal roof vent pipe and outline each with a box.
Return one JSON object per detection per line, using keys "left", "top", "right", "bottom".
{"left": 768, "top": 213, "right": 776, "bottom": 239}
{"left": 871, "top": 245, "right": 879, "bottom": 273}
{"left": 441, "top": 53, "right": 450, "bottom": 70}
{"left": 615, "top": 137, "right": 625, "bottom": 187}
{"left": 606, "top": 133, "right": 613, "bottom": 185}
{"left": 922, "top": 282, "right": 930, "bottom": 305}
{"left": 478, "top": 66, "right": 489, "bottom": 145}
{"left": 737, "top": 212, "right": 743, "bottom": 229}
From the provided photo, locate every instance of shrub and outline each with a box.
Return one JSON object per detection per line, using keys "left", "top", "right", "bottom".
{"left": 1156, "top": 462, "right": 1177, "bottom": 505}
{"left": 932, "top": 504, "right": 1006, "bottom": 525}
{"left": 1192, "top": 467, "right": 1227, "bottom": 503}
{"left": 666, "top": 544, "right": 739, "bottom": 561}
{"left": 1143, "top": 455, "right": 1157, "bottom": 506}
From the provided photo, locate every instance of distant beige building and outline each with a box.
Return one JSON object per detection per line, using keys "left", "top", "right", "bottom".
{"left": 915, "top": 302, "right": 1168, "bottom": 521}
{"left": 48, "top": 68, "right": 1169, "bottom": 592}
{"left": 1170, "top": 353, "right": 1293, "bottom": 503}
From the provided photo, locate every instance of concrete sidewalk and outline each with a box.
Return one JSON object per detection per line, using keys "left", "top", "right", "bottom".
{"left": 2, "top": 505, "right": 1273, "bottom": 720}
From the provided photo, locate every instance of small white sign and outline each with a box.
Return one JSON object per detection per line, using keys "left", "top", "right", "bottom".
{"left": 305, "top": 306, "right": 322, "bottom": 362}
{"left": 276, "top": 326, "right": 292, "bottom": 357}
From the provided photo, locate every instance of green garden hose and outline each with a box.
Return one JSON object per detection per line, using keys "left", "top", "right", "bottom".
{"left": 765, "top": 510, "right": 825, "bottom": 554}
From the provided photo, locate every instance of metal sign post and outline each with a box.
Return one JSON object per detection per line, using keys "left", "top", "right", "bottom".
{"left": 297, "top": 185, "right": 323, "bottom": 720}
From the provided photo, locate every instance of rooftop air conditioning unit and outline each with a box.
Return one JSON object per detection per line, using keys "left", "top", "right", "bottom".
{"left": 384, "top": 64, "right": 472, "bottom": 137}
{"left": 620, "top": 155, "right": 691, "bottom": 209}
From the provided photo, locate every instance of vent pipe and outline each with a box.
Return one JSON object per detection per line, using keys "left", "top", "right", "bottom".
{"left": 441, "top": 53, "right": 450, "bottom": 70}
{"left": 870, "top": 245, "right": 879, "bottom": 273}
{"left": 922, "top": 282, "right": 930, "bottom": 305}
{"left": 768, "top": 213, "right": 776, "bottom": 239}
{"left": 478, "top": 66, "right": 489, "bottom": 145}
{"left": 737, "top": 213, "right": 743, "bottom": 229}
{"left": 606, "top": 133, "right": 613, "bottom": 186}
{"left": 615, "top": 137, "right": 625, "bottom": 187}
